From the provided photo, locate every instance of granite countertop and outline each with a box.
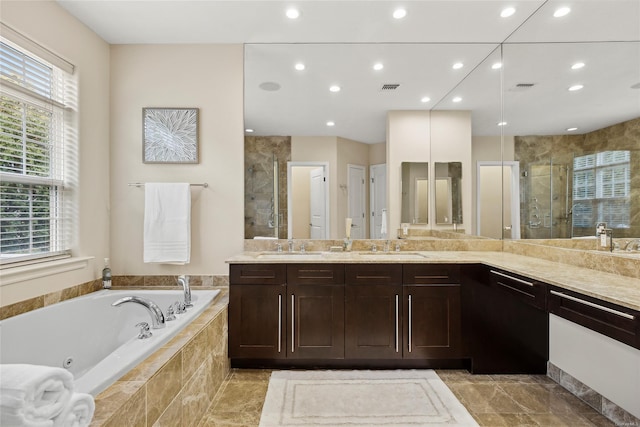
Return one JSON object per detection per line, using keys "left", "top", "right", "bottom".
{"left": 226, "top": 250, "right": 640, "bottom": 312}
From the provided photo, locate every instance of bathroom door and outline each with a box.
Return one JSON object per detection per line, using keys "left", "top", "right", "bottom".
{"left": 348, "top": 164, "right": 366, "bottom": 239}
{"left": 477, "top": 161, "right": 520, "bottom": 239}
{"left": 370, "top": 163, "right": 387, "bottom": 239}
{"left": 309, "top": 167, "right": 327, "bottom": 239}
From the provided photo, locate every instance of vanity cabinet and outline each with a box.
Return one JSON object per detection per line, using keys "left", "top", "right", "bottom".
{"left": 345, "top": 264, "right": 403, "bottom": 359}
{"left": 229, "top": 264, "right": 286, "bottom": 359}
{"left": 287, "top": 264, "right": 345, "bottom": 359}
{"left": 403, "top": 265, "right": 462, "bottom": 359}
{"left": 547, "top": 285, "right": 640, "bottom": 350}
{"left": 463, "top": 265, "right": 548, "bottom": 374}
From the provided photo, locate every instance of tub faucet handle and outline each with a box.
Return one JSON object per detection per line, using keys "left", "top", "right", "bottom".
{"left": 165, "top": 304, "right": 177, "bottom": 321}
{"left": 174, "top": 300, "right": 187, "bottom": 314}
{"left": 136, "top": 322, "right": 152, "bottom": 339}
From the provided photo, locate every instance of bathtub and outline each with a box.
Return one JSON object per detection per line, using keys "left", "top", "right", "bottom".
{"left": 0, "top": 289, "right": 220, "bottom": 396}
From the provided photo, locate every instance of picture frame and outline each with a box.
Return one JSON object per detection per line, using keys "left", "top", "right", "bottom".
{"left": 143, "top": 107, "right": 199, "bottom": 164}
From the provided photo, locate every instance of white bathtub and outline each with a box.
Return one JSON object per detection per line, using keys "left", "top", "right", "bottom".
{"left": 0, "top": 289, "right": 220, "bottom": 396}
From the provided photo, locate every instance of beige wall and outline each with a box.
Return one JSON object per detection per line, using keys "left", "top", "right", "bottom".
{"left": 387, "top": 111, "right": 431, "bottom": 233}
{"left": 291, "top": 167, "right": 314, "bottom": 238}
{"left": 369, "top": 142, "right": 386, "bottom": 166}
{"left": 109, "top": 44, "right": 244, "bottom": 275}
{"left": 1, "top": 1, "right": 110, "bottom": 305}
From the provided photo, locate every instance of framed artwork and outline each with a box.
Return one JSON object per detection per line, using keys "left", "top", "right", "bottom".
{"left": 143, "top": 107, "right": 199, "bottom": 163}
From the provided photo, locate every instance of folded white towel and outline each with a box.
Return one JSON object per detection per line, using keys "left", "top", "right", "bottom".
{"left": 0, "top": 364, "right": 73, "bottom": 427}
{"left": 52, "top": 392, "right": 94, "bottom": 427}
{"left": 143, "top": 183, "right": 191, "bottom": 264}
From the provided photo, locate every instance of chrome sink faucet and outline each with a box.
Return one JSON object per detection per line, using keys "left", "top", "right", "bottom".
{"left": 177, "top": 275, "right": 192, "bottom": 308}
{"left": 288, "top": 240, "right": 294, "bottom": 252}
{"left": 112, "top": 296, "right": 166, "bottom": 329}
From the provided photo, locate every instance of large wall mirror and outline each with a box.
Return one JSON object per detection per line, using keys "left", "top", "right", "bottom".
{"left": 244, "top": 1, "right": 640, "bottom": 244}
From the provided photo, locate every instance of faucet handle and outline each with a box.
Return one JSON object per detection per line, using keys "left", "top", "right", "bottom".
{"left": 136, "top": 322, "right": 152, "bottom": 339}
{"left": 174, "top": 300, "right": 186, "bottom": 314}
{"left": 165, "top": 304, "right": 177, "bottom": 321}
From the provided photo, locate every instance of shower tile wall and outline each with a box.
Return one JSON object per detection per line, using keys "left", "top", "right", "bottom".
{"left": 515, "top": 117, "right": 640, "bottom": 239}
{"left": 244, "top": 136, "right": 291, "bottom": 239}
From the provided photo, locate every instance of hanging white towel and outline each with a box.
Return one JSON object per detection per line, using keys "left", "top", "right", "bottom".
{"left": 380, "top": 209, "right": 388, "bottom": 236}
{"left": 0, "top": 364, "right": 74, "bottom": 427}
{"left": 144, "top": 183, "right": 191, "bottom": 264}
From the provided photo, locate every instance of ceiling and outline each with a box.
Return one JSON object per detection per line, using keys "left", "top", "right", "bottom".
{"left": 57, "top": 0, "right": 640, "bottom": 143}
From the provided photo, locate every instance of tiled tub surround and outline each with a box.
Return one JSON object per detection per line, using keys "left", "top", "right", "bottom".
{"left": 91, "top": 288, "right": 230, "bottom": 427}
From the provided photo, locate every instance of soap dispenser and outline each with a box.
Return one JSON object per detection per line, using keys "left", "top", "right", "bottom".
{"left": 102, "top": 258, "right": 112, "bottom": 289}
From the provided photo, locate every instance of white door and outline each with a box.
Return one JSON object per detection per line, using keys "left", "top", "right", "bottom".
{"left": 477, "top": 161, "right": 520, "bottom": 239}
{"left": 309, "top": 167, "right": 327, "bottom": 239}
{"left": 370, "top": 163, "right": 387, "bottom": 239}
{"left": 348, "top": 164, "right": 366, "bottom": 239}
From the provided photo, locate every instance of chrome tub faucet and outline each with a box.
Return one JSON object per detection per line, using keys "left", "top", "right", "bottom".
{"left": 177, "top": 275, "right": 192, "bottom": 308}
{"left": 112, "top": 296, "right": 166, "bottom": 329}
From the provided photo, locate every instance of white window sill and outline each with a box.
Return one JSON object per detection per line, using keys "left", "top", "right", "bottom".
{"left": 0, "top": 256, "right": 94, "bottom": 286}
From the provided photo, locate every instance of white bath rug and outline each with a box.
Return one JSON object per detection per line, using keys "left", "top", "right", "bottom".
{"left": 258, "top": 370, "right": 479, "bottom": 427}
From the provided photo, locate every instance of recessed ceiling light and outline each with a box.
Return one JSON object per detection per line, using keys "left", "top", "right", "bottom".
{"left": 568, "top": 84, "right": 584, "bottom": 91}
{"left": 326, "top": 121, "right": 335, "bottom": 127}
{"left": 294, "top": 63, "right": 305, "bottom": 71}
{"left": 373, "top": 63, "right": 384, "bottom": 71}
{"left": 452, "top": 96, "right": 462, "bottom": 103}
{"left": 393, "top": 8, "right": 407, "bottom": 19}
{"left": 567, "top": 127, "right": 578, "bottom": 132}
{"left": 571, "top": 62, "right": 585, "bottom": 70}
{"left": 286, "top": 8, "right": 300, "bottom": 19}
{"left": 501, "top": 7, "right": 516, "bottom": 18}
{"left": 492, "top": 62, "right": 502, "bottom": 70}
{"left": 329, "top": 85, "right": 341, "bottom": 92}
{"left": 553, "top": 7, "right": 571, "bottom": 17}
{"left": 245, "top": 128, "right": 254, "bottom": 133}
{"left": 498, "top": 122, "right": 507, "bottom": 126}
{"left": 452, "top": 62, "right": 464, "bottom": 70}
{"left": 421, "top": 96, "right": 431, "bottom": 103}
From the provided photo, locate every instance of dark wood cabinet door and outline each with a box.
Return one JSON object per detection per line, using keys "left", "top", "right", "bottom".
{"left": 403, "top": 285, "right": 462, "bottom": 359}
{"left": 229, "top": 284, "right": 286, "bottom": 359}
{"left": 465, "top": 265, "right": 548, "bottom": 374}
{"left": 288, "top": 284, "right": 345, "bottom": 359}
{"left": 345, "top": 284, "right": 402, "bottom": 359}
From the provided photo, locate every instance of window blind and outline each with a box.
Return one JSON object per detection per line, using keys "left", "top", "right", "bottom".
{"left": 1, "top": 38, "right": 73, "bottom": 265}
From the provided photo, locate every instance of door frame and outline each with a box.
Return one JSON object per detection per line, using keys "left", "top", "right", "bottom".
{"left": 370, "top": 163, "right": 387, "bottom": 239}
{"left": 287, "top": 161, "right": 330, "bottom": 239}
{"left": 476, "top": 161, "right": 520, "bottom": 239}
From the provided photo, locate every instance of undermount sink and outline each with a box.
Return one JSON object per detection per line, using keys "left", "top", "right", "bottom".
{"left": 355, "top": 252, "right": 428, "bottom": 260}
{"left": 256, "top": 252, "right": 325, "bottom": 260}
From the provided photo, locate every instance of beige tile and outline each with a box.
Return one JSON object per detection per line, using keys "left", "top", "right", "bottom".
{"left": 102, "top": 383, "right": 146, "bottom": 427}
{"left": 182, "top": 360, "right": 212, "bottom": 426}
{"left": 153, "top": 394, "right": 183, "bottom": 427}
{"left": 147, "top": 353, "right": 183, "bottom": 426}
{"left": 209, "top": 380, "right": 268, "bottom": 414}
{"left": 92, "top": 381, "right": 146, "bottom": 426}
{"left": 198, "top": 410, "right": 261, "bottom": 427}
{"left": 446, "top": 383, "right": 527, "bottom": 414}
{"left": 183, "top": 325, "right": 213, "bottom": 381}
{"left": 472, "top": 412, "right": 538, "bottom": 426}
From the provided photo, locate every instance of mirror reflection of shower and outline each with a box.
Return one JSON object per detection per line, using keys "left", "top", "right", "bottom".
{"left": 244, "top": 136, "right": 291, "bottom": 239}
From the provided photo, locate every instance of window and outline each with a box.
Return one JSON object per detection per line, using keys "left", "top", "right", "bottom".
{"left": 572, "top": 151, "right": 630, "bottom": 229}
{"left": 1, "top": 37, "right": 75, "bottom": 265}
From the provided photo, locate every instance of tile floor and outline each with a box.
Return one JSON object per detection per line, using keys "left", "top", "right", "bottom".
{"left": 198, "top": 369, "right": 614, "bottom": 427}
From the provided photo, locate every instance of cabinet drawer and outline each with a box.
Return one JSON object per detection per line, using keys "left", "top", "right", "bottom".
{"left": 287, "top": 264, "right": 345, "bottom": 285}
{"left": 345, "top": 264, "right": 402, "bottom": 285}
{"left": 230, "top": 264, "right": 286, "bottom": 285}
{"left": 403, "top": 264, "right": 460, "bottom": 284}
{"left": 488, "top": 268, "right": 546, "bottom": 310}
{"left": 548, "top": 287, "right": 639, "bottom": 349}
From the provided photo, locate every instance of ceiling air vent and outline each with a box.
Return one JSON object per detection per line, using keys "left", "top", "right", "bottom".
{"left": 508, "top": 83, "right": 536, "bottom": 92}
{"left": 381, "top": 83, "right": 400, "bottom": 91}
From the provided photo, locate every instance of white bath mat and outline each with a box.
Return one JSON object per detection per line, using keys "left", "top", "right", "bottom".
{"left": 258, "top": 370, "right": 479, "bottom": 427}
